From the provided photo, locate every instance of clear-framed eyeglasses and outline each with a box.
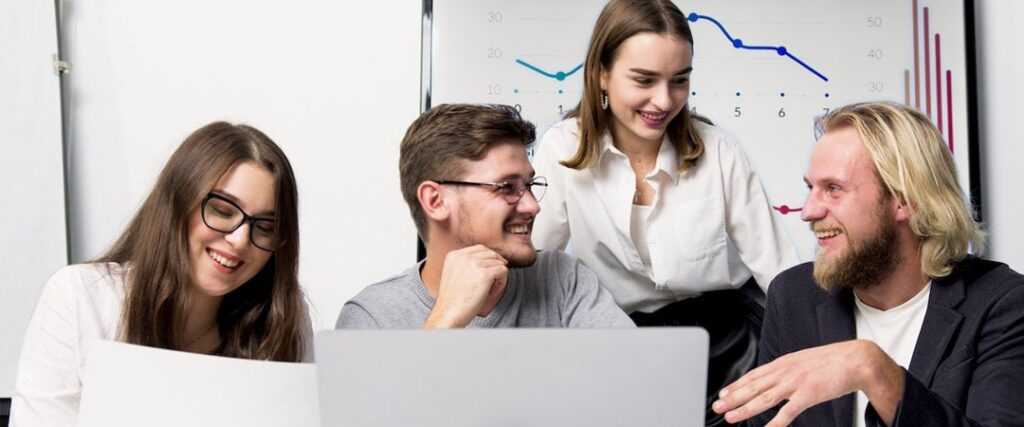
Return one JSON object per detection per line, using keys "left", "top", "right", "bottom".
{"left": 435, "top": 176, "right": 548, "bottom": 204}
{"left": 201, "top": 193, "right": 281, "bottom": 252}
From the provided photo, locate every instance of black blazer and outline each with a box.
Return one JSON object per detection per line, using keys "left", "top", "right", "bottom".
{"left": 751, "top": 258, "right": 1024, "bottom": 426}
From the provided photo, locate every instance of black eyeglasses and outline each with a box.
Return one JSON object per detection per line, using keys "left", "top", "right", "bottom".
{"left": 201, "top": 193, "right": 281, "bottom": 252}
{"left": 435, "top": 176, "right": 548, "bottom": 204}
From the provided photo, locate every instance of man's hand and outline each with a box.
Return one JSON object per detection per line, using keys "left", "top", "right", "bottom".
{"left": 712, "top": 340, "right": 905, "bottom": 426}
{"left": 423, "top": 245, "right": 508, "bottom": 328}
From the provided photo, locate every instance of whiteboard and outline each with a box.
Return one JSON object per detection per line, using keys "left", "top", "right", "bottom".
{"left": 0, "top": 0, "right": 68, "bottom": 396}
{"left": 425, "top": 0, "right": 979, "bottom": 260}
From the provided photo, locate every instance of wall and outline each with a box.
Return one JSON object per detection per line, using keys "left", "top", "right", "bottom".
{"left": 976, "top": 0, "right": 1024, "bottom": 270}
{"left": 0, "top": 0, "right": 67, "bottom": 396}
{"left": 62, "top": 0, "right": 422, "bottom": 330}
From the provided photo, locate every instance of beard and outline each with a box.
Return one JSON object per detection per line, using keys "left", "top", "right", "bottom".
{"left": 497, "top": 244, "right": 538, "bottom": 268}
{"left": 456, "top": 204, "right": 538, "bottom": 268}
{"left": 812, "top": 204, "right": 901, "bottom": 292}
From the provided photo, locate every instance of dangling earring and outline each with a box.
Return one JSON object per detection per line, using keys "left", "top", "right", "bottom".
{"left": 601, "top": 92, "right": 609, "bottom": 110}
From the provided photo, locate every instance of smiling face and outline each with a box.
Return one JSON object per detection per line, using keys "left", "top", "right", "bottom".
{"left": 802, "top": 127, "right": 901, "bottom": 290}
{"left": 600, "top": 32, "right": 693, "bottom": 147}
{"left": 448, "top": 139, "right": 540, "bottom": 267}
{"left": 187, "top": 161, "right": 276, "bottom": 299}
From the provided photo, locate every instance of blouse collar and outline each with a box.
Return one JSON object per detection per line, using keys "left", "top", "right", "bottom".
{"left": 598, "top": 130, "right": 681, "bottom": 184}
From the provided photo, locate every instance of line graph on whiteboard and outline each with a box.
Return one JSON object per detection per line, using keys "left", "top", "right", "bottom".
{"left": 428, "top": 0, "right": 974, "bottom": 258}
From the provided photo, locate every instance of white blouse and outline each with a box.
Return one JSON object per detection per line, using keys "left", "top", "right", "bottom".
{"left": 532, "top": 118, "right": 801, "bottom": 313}
{"left": 11, "top": 263, "right": 127, "bottom": 427}
{"left": 11, "top": 263, "right": 314, "bottom": 427}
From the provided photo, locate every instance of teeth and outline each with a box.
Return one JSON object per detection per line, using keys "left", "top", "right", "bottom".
{"left": 209, "top": 251, "right": 239, "bottom": 268}
{"left": 507, "top": 224, "right": 529, "bottom": 234}
{"left": 816, "top": 230, "right": 841, "bottom": 239}
{"left": 640, "top": 111, "right": 668, "bottom": 120}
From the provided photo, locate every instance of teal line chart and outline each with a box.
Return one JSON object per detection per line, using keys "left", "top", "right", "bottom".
{"left": 514, "top": 59, "right": 583, "bottom": 82}
{"left": 514, "top": 11, "right": 829, "bottom": 83}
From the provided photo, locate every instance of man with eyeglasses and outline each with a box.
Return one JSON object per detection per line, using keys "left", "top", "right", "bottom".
{"left": 336, "top": 104, "right": 633, "bottom": 329}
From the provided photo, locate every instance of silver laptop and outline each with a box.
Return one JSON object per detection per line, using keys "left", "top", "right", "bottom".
{"left": 315, "top": 328, "right": 708, "bottom": 427}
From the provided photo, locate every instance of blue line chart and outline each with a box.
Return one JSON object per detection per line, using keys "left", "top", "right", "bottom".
{"left": 516, "top": 13, "right": 828, "bottom": 84}
{"left": 686, "top": 12, "right": 829, "bottom": 82}
{"left": 515, "top": 59, "right": 584, "bottom": 81}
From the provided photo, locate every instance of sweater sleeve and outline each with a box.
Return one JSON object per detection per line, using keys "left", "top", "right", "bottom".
{"left": 335, "top": 302, "right": 383, "bottom": 329}
{"left": 555, "top": 252, "right": 634, "bottom": 328}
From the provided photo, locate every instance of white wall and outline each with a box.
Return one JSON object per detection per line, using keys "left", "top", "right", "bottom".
{"left": 63, "top": 0, "right": 423, "bottom": 330}
{"left": 976, "top": 0, "right": 1024, "bottom": 271}
{"left": 1, "top": 0, "right": 67, "bottom": 397}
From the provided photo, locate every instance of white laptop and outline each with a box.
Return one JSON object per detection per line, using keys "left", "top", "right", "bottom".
{"left": 78, "top": 340, "right": 319, "bottom": 427}
{"left": 315, "top": 328, "right": 708, "bottom": 427}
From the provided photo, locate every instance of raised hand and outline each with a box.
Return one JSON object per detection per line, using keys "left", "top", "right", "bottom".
{"left": 712, "top": 340, "right": 904, "bottom": 426}
{"left": 423, "top": 245, "right": 509, "bottom": 328}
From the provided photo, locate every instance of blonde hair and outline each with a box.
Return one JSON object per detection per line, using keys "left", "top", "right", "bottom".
{"left": 816, "top": 102, "right": 984, "bottom": 278}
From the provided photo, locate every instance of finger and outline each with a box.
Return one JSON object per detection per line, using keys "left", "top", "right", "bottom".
{"left": 463, "top": 245, "right": 493, "bottom": 257}
{"left": 486, "top": 271, "right": 508, "bottom": 301}
{"left": 465, "top": 246, "right": 507, "bottom": 263}
{"left": 473, "top": 258, "right": 510, "bottom": 270}
{"left": 723, "top": 383, "right": 787, "bottom": 424}
{"left": 717, "top": 363, "right": 774, "bottom": 406}
{"left": 720, "top": 359, "right": 778, "bottom": 398}
{"left": 715, "top": 375, "right": 772, "bottom": 415}
{"left": 766, "top": 398, "right": 809, "bottom": 427}
{"left": 484, "top": 264, "right": 509, "bottom": 280}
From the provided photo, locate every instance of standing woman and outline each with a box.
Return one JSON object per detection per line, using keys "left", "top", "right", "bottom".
{"left": 531, "top": 0, "right": 799, "bottom": 423}
{"left": 11, "top": 122, "right": 311, "bottom": 426}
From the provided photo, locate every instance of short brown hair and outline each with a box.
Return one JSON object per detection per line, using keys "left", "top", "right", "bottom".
{"left": 399, "top": 104, "right": 536, "bottom": 240}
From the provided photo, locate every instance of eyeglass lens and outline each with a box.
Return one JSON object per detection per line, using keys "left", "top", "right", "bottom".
{"left": 500, "top": 177, "right": 546, "bottom": 203}
{"left": 202, "top": 196, "right": 278, "bottom": 251}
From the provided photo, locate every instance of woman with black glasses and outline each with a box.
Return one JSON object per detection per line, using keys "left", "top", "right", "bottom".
{"left": 11, "top": 122, "right": 310, "bottom": 426}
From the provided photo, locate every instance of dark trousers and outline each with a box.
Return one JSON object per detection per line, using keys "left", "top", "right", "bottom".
{"left": 629, "top": 280, "right": 764, "bottom": 427}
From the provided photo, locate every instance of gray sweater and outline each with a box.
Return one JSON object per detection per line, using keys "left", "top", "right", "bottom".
{"left": 336, "top": 250, "right": 635, "bottom": 329}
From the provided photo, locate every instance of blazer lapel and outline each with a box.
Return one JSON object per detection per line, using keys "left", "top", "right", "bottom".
{"left": 908, "top": 274, "right": 966, "bottom": 386}
{"left": 817, "top": 290, "right": 857, "bottom": 427}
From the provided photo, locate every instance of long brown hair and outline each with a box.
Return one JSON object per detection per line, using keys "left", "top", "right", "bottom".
{"left": 563, "top": 0, "right": 707, "bottom": 171}
{"left": 95, "top": 122, "right": 306, "bottom": 362}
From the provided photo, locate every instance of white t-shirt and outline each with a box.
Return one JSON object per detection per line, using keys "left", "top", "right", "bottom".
{"left": 853, "top": 283, "right": 932, "bottom": 427}
{"left": 532, "top": 118, "right": 801, "bottom": 313}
